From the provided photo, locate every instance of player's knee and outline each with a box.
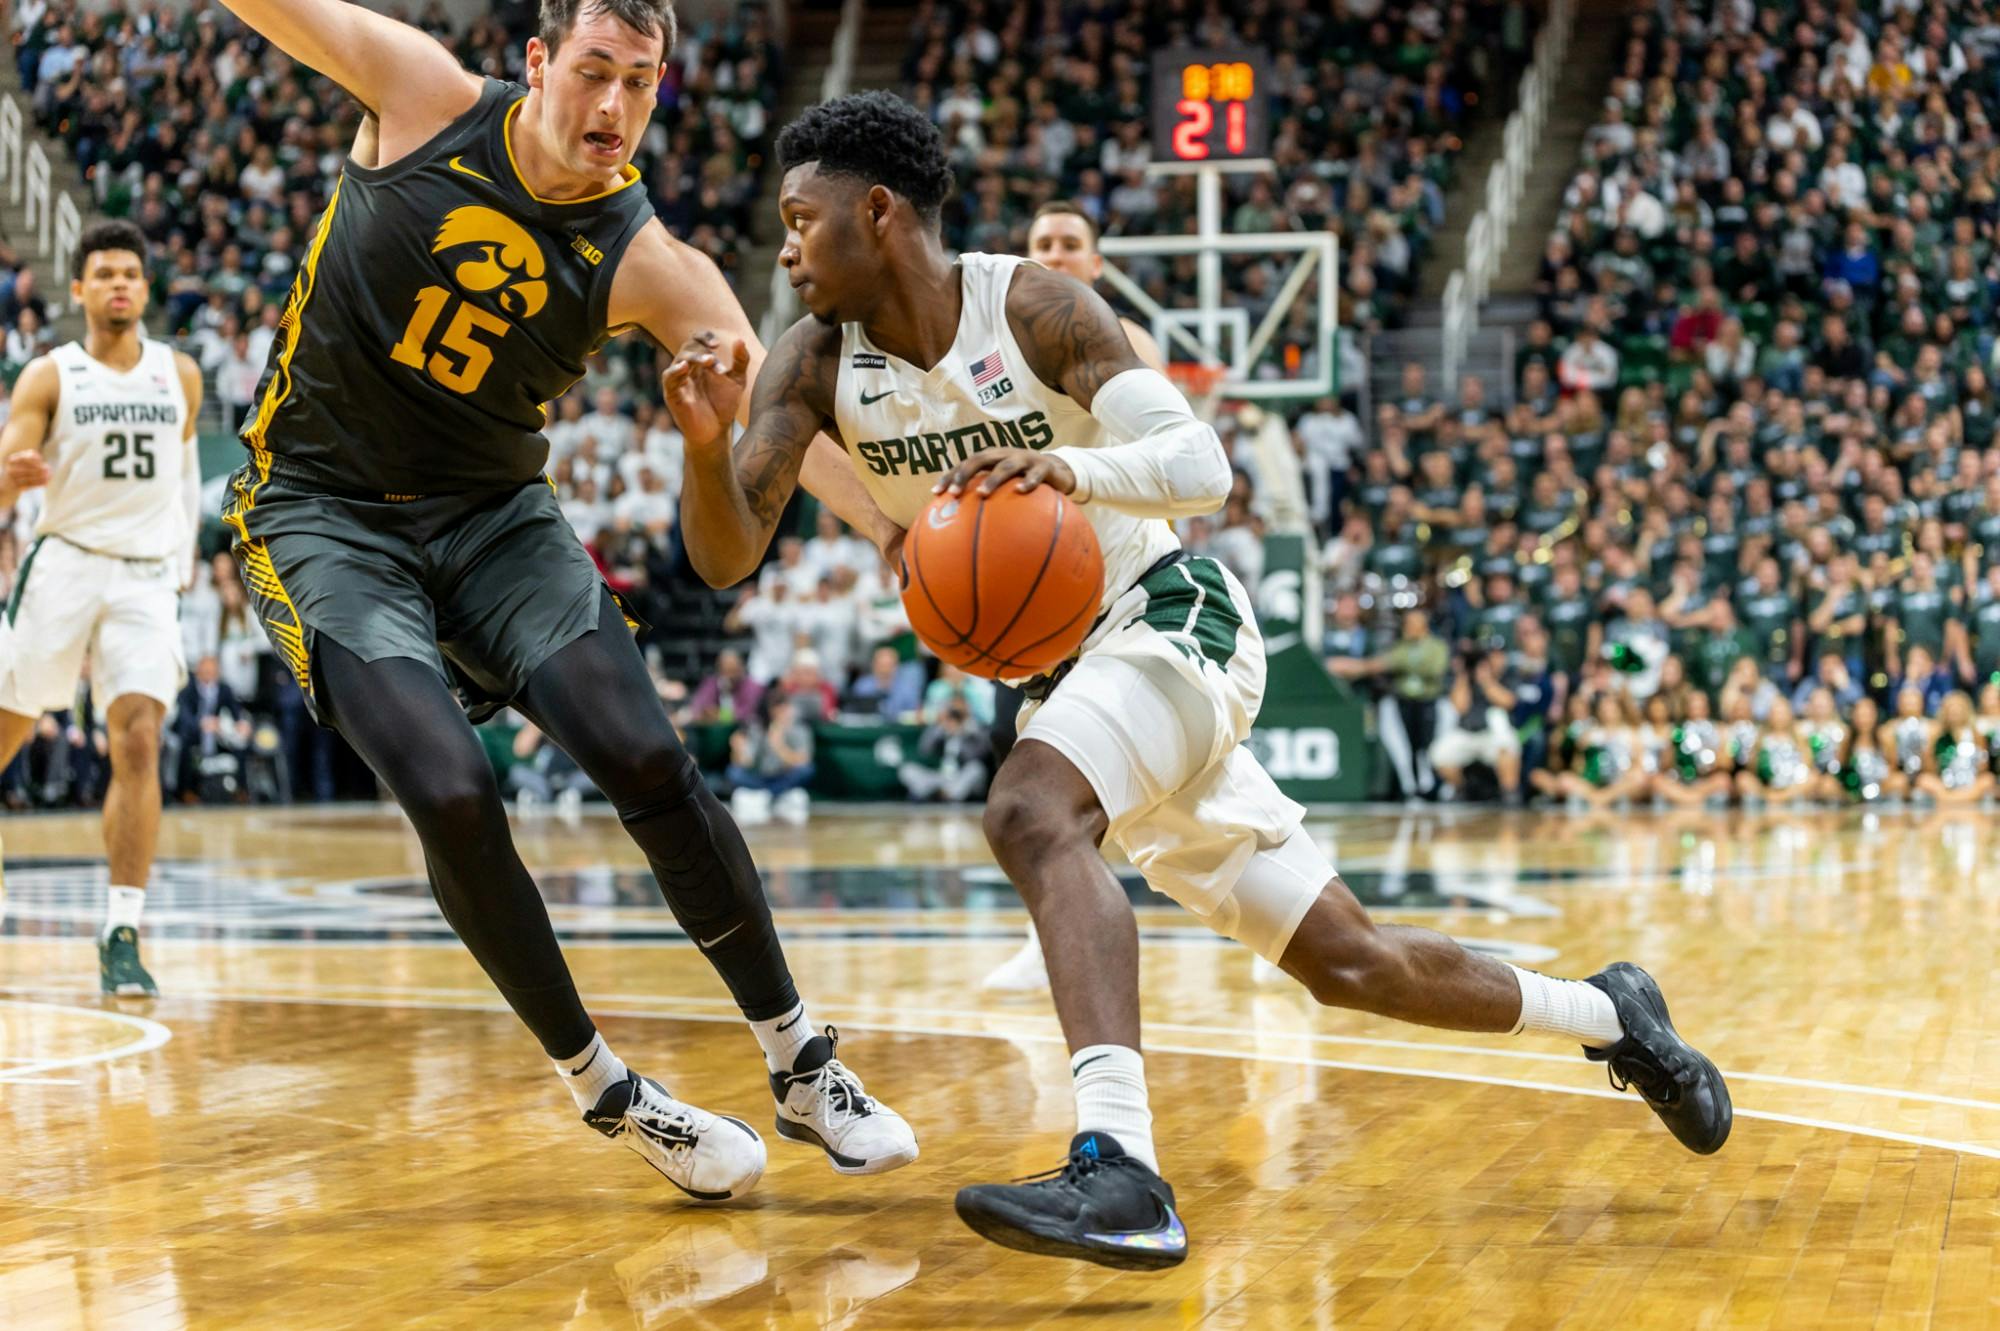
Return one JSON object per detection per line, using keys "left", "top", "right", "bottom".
{"left": 403, "top": 759, "right": 500, "bottom": 841}
{"left": 983, "top": 782, "right": 1097, "bottom": 872}
{"left": 108, "top": 720, "right": 160, "bottom": 771}
{"left": 608, "top": 745, "right": 702, "bottom": 824}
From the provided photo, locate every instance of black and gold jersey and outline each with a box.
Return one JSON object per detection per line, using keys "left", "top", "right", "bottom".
{"left": 243, "top": 79, "right": 654, "bottom": 496}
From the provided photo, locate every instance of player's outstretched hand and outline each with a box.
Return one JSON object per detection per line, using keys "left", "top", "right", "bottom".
{"left": 4, "top": 450, "right": 51, "bottom": 490}
{"left": 662, "top": 332, "right": 750, "bottom": 446}
{"left": 934, "top": 448, "right": 1075, "bottom": 499}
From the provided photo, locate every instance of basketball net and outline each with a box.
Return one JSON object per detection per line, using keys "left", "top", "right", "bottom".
{"left": 1166, "top": 361, "right": 1230, "bottom": 425}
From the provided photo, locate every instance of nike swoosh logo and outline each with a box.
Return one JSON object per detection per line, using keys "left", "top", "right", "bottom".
{"left": 859, "top": 389, "right": 896, "bottom": 406}
{"left": 698, "top": 920, "right": 745, "bottom": 949}
{"left": 566, "top": 1046, "right": 599, "bottom": 1078}
{"left": 449, "top": 156, "right": 494, "bottom": 183}
{"left": 776, "top": 1010, "right": 806, "bottom": 1033}
{"left": 1072, "top": 1053, "right": 1112, "bottom": 1074}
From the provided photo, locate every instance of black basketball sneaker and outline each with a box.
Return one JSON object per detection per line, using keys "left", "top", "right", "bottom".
{"left": 954, "top": 1132, "right": 1187, "bottom": 1270}
{"left": 1584, "top": 962, "right": 1732, "bottom": 1154}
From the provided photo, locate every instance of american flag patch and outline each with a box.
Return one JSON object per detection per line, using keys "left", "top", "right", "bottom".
{"left": 969, "top": 352, "right": 1004, "bottom": 387}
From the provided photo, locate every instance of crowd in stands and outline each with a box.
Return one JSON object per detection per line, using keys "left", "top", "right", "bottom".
{"left": 903, "top": 0, "right": 1530, "bottom": 377}
{"left": 1321, "top": 0, "right": 2000, "bottom": 807}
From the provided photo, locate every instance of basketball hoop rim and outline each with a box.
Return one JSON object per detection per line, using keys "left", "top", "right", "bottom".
{"left": 1167, "top": 362, "right": 1230, "bottom": 398}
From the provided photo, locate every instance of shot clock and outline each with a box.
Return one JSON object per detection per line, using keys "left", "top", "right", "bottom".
{"left": 1150, "top": 46, "right": 1272, "bottom": 164}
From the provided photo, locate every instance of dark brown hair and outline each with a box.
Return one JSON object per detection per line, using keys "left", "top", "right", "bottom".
{"left": 539, "top": 0, "right": 677, "bottom": 59}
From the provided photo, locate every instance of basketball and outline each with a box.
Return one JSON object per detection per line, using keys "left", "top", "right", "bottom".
{"left": 901, "top": 483, "right": 1104, "bottom": 679}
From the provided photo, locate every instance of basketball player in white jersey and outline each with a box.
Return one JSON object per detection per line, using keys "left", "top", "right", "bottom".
{"left": 979, "top": 199, "right": 1169, "bottom": 994}
{"left": 0, "top": 221, "right": 202, "bottom": 997}
{"left": 666, "top": 93, "right": 1730, "bottom": 1271}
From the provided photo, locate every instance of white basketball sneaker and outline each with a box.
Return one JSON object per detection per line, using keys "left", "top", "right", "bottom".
{"left": 772, "top": 1027, "right": 918, "bottom": 1175}
{"left": 584, "top": 1071, "right": 766, "bottom": 1201}
{"left": 980, "top": 922, "right": 1049, "bottom": 992}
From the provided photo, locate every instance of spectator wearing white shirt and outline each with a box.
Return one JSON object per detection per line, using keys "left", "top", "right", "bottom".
{"left": 1295, "top": 396, "right": 1362, "bottom": 537}
{"left": 1558, "top": 325, "right": 1620, "bottom": 396}
{"left": 795, "top": 567, "right": 864, "bottom": 688}
{"left": 544, "top": 392, "right": 589, "bottom": 460}
{"left": 759, "top": 535, "right": 822, "bottom": 599}
{"left": 217, "top": 331, "right": 263, "bottom": 432}
{"left": 246, "top": 304, "right": 280, "bottom": 373}
{"left": 1764, "top": 95, "right": 1823, "bottom": 152}
{"left": 1819, "top": 142, "right": 1866, "bottom": 209}
{"left": 560, "top": 475, "right": 609, "bottom": 546}
{"left": 577, "top": 386, "right": 635, "bottom": 458}
{"left": 726, "top": 581, "right": 806, "bottom": 684}
{"left": 611, "top": 464, "right": 676, "bottom": 536}
{"left": 804, "top": 508, "right": 872, "bottom": 583}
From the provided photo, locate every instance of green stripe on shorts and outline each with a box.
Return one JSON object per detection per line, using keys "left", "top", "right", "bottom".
{"left": 5, "top": 536, "right": 43, "bottom": 626}
{"left": 1139, "top": 556, "right": 1241, "bottom": 671}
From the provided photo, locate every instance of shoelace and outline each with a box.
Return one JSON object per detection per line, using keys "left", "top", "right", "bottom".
{"left": 626, "top": 1085, "right": 701, "bottom": 1157}
{"left": 1012, "top": 1148, "right": 1122, "bottom": 1188}
{"left": 1603, "top": 1034, "right": 1697, "bottom": 1103}
{"left": 795, "top": 1057, "right": 878, "bottom": 1131}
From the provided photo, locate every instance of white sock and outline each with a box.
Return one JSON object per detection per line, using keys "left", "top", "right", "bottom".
{"left": 553, "top": 1032, "right": 628, "bottom": 1112}
{"left": 1508, "top": 966, "right": 1625, "bottom": 1047}
{"left": 102, "top": 886, "right": 146, "bottom": 939}
{"left": 749, "top": 1001, "right": 816, "bottom": 1075}
{"left": 1071, "top": 1044, "right": 1158, "bottom": 1173}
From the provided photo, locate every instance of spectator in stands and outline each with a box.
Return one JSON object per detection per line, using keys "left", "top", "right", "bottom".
{"left": 775, "top": 649, "right": 839, "bottom": 724}
{"left": 173, "top": 655, "right": 252, "bottom": 804}
{"left": 682, "top": 648, "right": 764, "bottom": 726}
{"left": 725, "top": 696, "right": 814, "bottom": 826}
{"left": 897, "top": 699, "right": 990, "bottom": 804}
{"left": 921, "top": 662, "right": 995, "bottom": 727}
{"left": 842, "top": 646, "right": 925, "bottom": 722}
{"left": 725, "top": 581, "right": 803, "bottom": 685}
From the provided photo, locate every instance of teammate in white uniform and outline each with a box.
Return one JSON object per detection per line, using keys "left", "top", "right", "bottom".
{"left": 665, "top": 93, "right": 1731, "bottom": 1271}
{"left": 0, "top": 221, "right": 203, "bottom": 996}
{"left": 981, "top": 199, "right": 1166, "bottom": 994}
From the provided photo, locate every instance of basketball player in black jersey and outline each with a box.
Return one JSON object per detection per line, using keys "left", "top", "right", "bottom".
{"left": 214, "top": 0, "right": 916, "bottom": 1198}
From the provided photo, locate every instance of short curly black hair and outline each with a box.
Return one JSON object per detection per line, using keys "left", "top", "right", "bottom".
{"left": 776, "top": 91, "right": 954, "bottom": 223}
{"left": 74, "top": 220, "right": 147, "bottom": 279}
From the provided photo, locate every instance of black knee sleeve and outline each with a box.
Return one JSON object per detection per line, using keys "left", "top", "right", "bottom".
{"left": 616, "top": 765, "right": 798, "bottom": 1021}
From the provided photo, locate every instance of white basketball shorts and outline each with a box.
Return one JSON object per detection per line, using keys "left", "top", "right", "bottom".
{"left": 1017, "top": 554, "right": 1331, "bottom": 962}
{"left": 0, "top": 534, "right": 185, "bottom": 715}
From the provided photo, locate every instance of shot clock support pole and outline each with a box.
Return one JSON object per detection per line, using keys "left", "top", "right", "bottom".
{"left": 1197, "top": 164, "right": 1221, "bottom": 370}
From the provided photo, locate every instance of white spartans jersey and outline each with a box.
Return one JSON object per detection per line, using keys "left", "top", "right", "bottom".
{"left": 36, "top": 338, "right": 191, "bottom": 561}
{"left": 832, "top": 252, "right": 1179, "bottom": 613}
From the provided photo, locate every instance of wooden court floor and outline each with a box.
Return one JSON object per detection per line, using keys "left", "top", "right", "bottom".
{"left": 7, "top": 802, "right": 2000, "bottom": 1329}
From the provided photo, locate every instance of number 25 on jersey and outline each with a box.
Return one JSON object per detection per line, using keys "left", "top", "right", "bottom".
{"left": 389, "top": 286, "right": 509, "bottom": 395}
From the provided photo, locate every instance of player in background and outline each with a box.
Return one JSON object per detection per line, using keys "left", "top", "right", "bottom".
{"left": 0, "top": 221, "right": 203, "bottom": 997}
{"left": 665, "top": 92, "right": 1731, "bottom": 1270}
{"left": 211, "top": 0, "right": 914, "bottom": 1198}
{"left": 981, "top": 200, "right": 1168, "bottom": 994}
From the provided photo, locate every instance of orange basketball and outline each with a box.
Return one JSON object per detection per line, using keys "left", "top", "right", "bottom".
{"left": 901, "top": 483, "right": 1104, "bottom": 680}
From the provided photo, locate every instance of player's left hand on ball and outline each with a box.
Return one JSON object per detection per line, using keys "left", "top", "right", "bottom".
{"left": 3, "top": 449, "right": 50, "bottom": 489}
{"left": 661, "top": 332, "right": 749, "bottom": 445}
{"left": 935, "top": 448, "right": 1075, "bottom": 498}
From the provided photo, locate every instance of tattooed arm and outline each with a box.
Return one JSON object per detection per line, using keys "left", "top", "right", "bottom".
{"left": 937, "top": 264, "right": 1229, "bottom": 519}
{"left": 663, "top": 317, "right": 842, "bottom": 589}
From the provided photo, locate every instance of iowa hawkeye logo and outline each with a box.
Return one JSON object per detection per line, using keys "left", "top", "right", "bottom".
{"left": 855, "top": 411, "right": 1053, "bottom": 477}
{"left": 432, "top": 206, "right": 548, "bottom": 317}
